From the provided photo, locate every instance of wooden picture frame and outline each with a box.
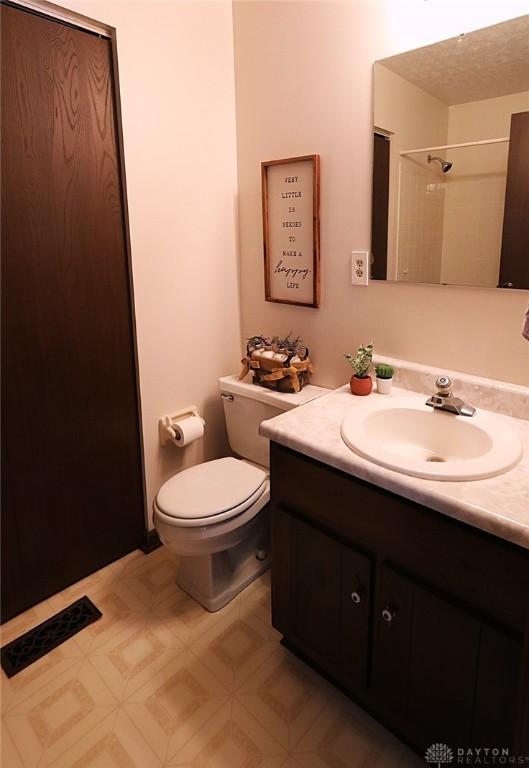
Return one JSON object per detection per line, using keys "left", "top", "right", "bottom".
{"left": 262, "top": 154, "right": 320, "bottom": 307}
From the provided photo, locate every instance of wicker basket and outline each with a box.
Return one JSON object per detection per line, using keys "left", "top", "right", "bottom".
{"left": 239, "top": 337, "right": 313, "bottom": 393}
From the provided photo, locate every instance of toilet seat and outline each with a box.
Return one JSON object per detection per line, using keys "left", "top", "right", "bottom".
{"left": 154, "top": 457, "right": 268, "bottom": 527}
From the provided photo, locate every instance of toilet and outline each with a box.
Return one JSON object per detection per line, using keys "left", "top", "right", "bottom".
{"left": 153, "top": 374, "right": 327, "bottom": 611}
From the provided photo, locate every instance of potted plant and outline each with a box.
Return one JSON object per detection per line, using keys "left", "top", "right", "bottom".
{"left": 375, "top": 363, "right": 394, "bottom": 394}
{"left": 344, "top": 342, "right": 373, "bottom": 396}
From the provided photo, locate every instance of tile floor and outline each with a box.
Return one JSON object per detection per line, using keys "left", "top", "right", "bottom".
{"left": 1, "top": 546, "right": 424, "bottom": 768}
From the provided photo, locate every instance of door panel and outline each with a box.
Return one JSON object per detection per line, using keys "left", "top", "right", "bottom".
{"left": 340, "top": 546, "right": 371, "bottom": 686}
{"left": 271, "top": 506, "right": 292, "bottom": 636}
{"left": 499, "top": 111, "right": 529, "bottom": 288}
{"left": 371, "top": 132, "right": 390, "bottom": 280}
{"left": 291, "top": 517, "right": 342, "bottom": 659}
{"left": 373, "top": 565, "right": 413, "bottom": 710}
{"left": 408, "top": 584, "right": 480, "bottom": 745}
{"left": 1, "top": 4, "right": 145, "bottom": 621}
{"left": 473, "top": 624, "right": 522, "bottom": 746}
{"left": 374, "top": 564, "right": 481, "bottom": 747}
{"left": 287, "top": 513, "right": 371, "bottom": 689}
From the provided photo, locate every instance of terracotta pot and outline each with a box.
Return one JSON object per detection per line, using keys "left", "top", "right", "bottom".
{"left": 350, "top": 375, "right": 373, "bottom": 396}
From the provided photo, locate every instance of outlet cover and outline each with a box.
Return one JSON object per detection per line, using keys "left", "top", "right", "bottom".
{"left": 351, "top": 251, "right": 369, "bottom": 286}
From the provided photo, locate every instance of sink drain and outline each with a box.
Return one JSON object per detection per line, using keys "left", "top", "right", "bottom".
{"left": 426, "top": 456, "right": 446, "bottom": 463}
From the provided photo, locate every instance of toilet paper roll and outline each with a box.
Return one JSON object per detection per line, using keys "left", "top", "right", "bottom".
{"left": 171, "top": 415, "right": 204, "bottom": 447}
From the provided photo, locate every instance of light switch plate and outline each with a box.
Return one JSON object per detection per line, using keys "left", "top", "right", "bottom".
{"left": 351, "top": 251, "right": 369, "bottom": 286}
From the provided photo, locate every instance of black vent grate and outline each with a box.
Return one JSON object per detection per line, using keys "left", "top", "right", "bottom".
{"left": 1, "top": 596, "right": 102, "bottom": 678}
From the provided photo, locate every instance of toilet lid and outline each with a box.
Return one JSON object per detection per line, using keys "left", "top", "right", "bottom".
{"left": 155, "top": 457, "right": 268, "bottom": 521}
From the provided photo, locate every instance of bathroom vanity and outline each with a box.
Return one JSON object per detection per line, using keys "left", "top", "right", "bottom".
{"left": 262, "top": 375, "right": 529, "bottom": 754}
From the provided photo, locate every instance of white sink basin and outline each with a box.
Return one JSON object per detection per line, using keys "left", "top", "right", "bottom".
{"left": 340, "top": 395, "right": 523, "bottom": 481}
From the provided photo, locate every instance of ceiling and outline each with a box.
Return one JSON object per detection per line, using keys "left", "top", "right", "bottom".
{"left": 378, "top": 15, "right": 529, "bottom": 106}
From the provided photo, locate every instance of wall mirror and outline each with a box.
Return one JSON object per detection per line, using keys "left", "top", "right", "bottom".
{"left": 371, "top": 15, "right": 529, "bottom": 289}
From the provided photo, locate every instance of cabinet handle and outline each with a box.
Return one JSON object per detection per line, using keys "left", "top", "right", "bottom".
{"left": 382, "top": 605, "right": 396, "bottom": 624}
{"left": 350, "top": 591, "right": 361, "bottom": 604}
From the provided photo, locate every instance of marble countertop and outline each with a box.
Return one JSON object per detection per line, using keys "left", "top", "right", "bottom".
{"left": 260, "top": 384, "right": 529, "bottom": 551}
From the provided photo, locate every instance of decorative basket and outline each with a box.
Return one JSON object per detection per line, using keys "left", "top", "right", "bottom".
{"left": 239, "top": 335, "right": 313, "bottom": 394}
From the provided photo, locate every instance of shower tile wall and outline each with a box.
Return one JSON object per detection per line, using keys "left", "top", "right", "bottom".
{"left": 392, "top": 89, "right": 528, "bottom": 289}
{"left": 440, "top": 143, "right": 508, "bottom": 287}
{"left": 440, "top": 91, "right": 529, "bottom": 288}
{"left": 397, "top": 161, "right": 445, "bottom": 284}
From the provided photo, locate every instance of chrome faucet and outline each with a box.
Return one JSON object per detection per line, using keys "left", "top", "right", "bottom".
{"left": 425, "top": 376, "right": 476, "bottom": 417}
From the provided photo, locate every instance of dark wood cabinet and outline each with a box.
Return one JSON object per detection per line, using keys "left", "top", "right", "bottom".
{"left": 273, "top": 510, "right": 371, "bottom": 687}
{"left": 473, "top": 624, "right": 522, "bottom": 747}
{"left": 373, "top": 564, "right": 521, "bottom": 748}
{"left": 270, "top": 442, "right": 529, "bottom": 755}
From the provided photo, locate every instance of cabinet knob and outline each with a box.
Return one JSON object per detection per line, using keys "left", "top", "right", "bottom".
{"left": 350, "top": 591, "right": 361, "bottom": 604}
{"left": 382, "top": 605, "right": 396, "bottom": 624}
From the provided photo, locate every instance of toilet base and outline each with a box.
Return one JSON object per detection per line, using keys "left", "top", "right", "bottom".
{"left": 175, "top": 515, "right": 270, "bottom": 612}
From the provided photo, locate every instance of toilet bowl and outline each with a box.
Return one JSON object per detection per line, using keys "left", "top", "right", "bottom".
{"left": 154, "top": 457, "right": 271, "bottom": 611}
{"left": 153, "top": 375, "right": 328, "bottom": 612}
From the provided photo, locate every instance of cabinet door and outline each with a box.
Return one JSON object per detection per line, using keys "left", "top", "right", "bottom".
{"left": 290, "top": 515, "right": 341, "bottom": 660}
{"left": 289, "top": 513, "right": 371, "bottom": 688}
{"left": 340, "top": 545, "right": 372, "bottom": 686}
{"left": 473, "top": 624, "right": 521, "bottom": 747}
{"left": 271, "top": 505, "right": 292, "bottom": 637}
{"left": 374, "top": 564, "right": 481, "bottom": 748}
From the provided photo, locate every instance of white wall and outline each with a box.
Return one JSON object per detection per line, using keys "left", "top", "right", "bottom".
{"left": 64, "top": 0, "right": 242, "bottom": 527}
{"left": 233, "top": 0, "right": 529, "bottom": 389}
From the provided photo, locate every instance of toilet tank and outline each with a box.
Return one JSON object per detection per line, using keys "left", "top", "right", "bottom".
{"left": 219, "top": 375, "right": 328, "bottom": 468}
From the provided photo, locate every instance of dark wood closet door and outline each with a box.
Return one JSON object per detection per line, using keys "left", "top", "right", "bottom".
{"left": 371, "top": 132, "right": 389, "bottom": 280}
{"left": 499, "top": 111, "right": 529, "bottom": 289}
{"left": 1, "top": 4, "right": 145, "bottom": 621}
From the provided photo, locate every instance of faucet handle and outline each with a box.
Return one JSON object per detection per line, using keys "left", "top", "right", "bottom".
{"left": 435, "top": 376, "right": 452, "bottom": 396}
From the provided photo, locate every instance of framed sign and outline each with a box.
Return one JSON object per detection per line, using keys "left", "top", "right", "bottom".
{"left": 261, "top": 154, "right": 320, "bottom": 308}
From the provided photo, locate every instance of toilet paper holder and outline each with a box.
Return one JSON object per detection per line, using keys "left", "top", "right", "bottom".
{"left": 159, "top": 406, "right": 205, "bottom": 447}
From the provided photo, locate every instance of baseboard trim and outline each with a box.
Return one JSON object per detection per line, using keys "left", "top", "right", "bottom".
{"left": 140, "top": 528, "right": 162, "bottom": 554}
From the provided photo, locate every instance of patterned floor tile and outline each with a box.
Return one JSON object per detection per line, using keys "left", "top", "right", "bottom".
{"left": 1, "top": 722, "right": 25, "bottom": 768}
{"left": 237, "top": 571, "right": 274, "bottom": 632}
{"left": 235, "top": 645, "right": 333, "bottom": 751}
{"left": 291, "top": 692, "right": 388, "bottom": 767}
{"left": 48, "top": 708, "right": 163, "bottom": 768}
{"left": 151, "top": 586, "right": 238, "bottom": 648}
{"left": 166, "top": 699, "right": 287, "bottom": 766}
{"left": 190, "top": 608, "right": 278, "bottom": 692}
{"left": 119, "top": 546, "right": 170, "bottom": 579}
{"left": 292, "top": 689, "right": 423, "bottom": 768}
{"left": 89, "top": 619, "right": 185, "bottom": 702}
{"left": 1, "top": 548, "right": 418, "bottom": 768}
{"left": 71, "top": 582, "right": 151, "bottom": 654}
{"left": 105, "top": 549, "right": 146, "bottom": 578}
{"left": 119, "top": 547, "right": 180, "bottom": 608}
{"left": 280, "top": 759, "right": 307, "bottom": 768}
{"left": 123, "top": 649, "right": 230, "bottom": 763}
{"left": 4, "top": 659, "right": 117, "bottom": 767}
{"left": 2, "top": 637, "right": 84, "bottom": 715}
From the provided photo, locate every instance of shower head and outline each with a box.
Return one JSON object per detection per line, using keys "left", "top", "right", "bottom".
{"left": 428, "top": 154, "right": 453, "bottom": 173}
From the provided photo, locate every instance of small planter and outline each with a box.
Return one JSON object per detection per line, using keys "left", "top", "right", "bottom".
{"left": 376, "top": 376, "right": 392, "bottom": 395}
{"left": 374, "top": 364, "right": 394, "bottom": 395}
{"left": 350, "top": 375, "right": 373, "bottom": 396}
{"left": 344, "top": 343, "right": 374, "bottom": 396}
